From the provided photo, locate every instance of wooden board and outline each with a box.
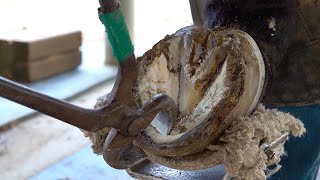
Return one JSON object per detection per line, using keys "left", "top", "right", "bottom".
{"left": 13, "top": 31, "right": 82, "bottom": 62}
{"left": 0, "top": 30, "right": 81, "bottom": 63}
{"left": 0, "top": 40, "right": 13, "bottom": 68}
{"left": 13, "top": 50, "right": 82, "bottom": 82}
{"left": 0, "top": 66, "right": 13, "bottom": 79}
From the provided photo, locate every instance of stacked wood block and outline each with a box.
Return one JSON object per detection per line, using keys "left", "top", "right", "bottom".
{"left": 0, "top": 30, "right": 82, "bottom": 82}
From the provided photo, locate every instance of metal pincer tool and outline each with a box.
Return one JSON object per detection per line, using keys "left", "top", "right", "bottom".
{"left": 0, "top": 0, "right": 177, "bottom": 169}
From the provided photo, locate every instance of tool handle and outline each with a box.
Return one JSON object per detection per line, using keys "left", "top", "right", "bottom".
{"left": 0, "top": 77, "right": 101, "bottom": 131}
{"left": 99, "top": 0, "right": 134, "bottom": 62}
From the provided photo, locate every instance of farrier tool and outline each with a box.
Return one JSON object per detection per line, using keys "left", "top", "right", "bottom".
{"left": 0, "top": 0, "right": 177, "bottom": 168}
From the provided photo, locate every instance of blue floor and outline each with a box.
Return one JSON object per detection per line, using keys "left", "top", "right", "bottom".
{"left": 30, "top": 146, "right": 134, "bottom": 180}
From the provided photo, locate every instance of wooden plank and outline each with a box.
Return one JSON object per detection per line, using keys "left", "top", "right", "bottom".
{"left": 0, "top": 40, "right": 13, "bottom": 68}
{"left": 0, "top": 66, "right": 13, "bottom": 79}
{"left": 0, "top": 30, "right": 82, "bottom": 63}
{"left": 13, "top": 50, "right": 82, "bottom": 82}
{"left": 12, "top": 31, "right": 82, "bottom": 62}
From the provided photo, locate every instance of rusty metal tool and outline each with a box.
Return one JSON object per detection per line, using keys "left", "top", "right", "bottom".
{"left": 0, "top": 0, "right": 177, "bottom": 169}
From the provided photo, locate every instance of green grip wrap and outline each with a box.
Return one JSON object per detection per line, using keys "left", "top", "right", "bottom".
{"left": 99, "top": 8, "right": 134, "bottom": 62}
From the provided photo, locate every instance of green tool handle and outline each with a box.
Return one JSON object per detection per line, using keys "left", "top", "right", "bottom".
{"left": 99, "top": 6, "right": 134, "bottom": 62}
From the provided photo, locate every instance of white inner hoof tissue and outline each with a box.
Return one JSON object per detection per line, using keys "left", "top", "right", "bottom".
{"left": 134, "top": 26, "right": 265, "bottom": 157}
